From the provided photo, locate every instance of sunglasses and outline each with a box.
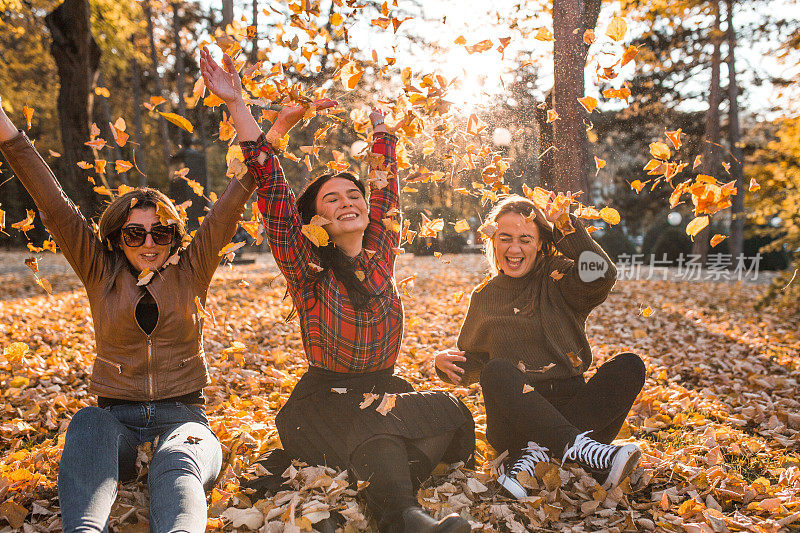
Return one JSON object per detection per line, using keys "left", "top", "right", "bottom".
{"left": 120, "top": 225, "right": 176, "bottom": 247}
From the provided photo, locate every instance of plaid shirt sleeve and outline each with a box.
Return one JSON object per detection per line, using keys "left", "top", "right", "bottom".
{"left": 240, "top": 134, "right": 319, "bottom": 290}
{"left": 363, "top": 132, "right": 400, "bottom": 265}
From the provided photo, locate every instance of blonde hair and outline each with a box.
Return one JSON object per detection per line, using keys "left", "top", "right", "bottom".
{"left": 484, "top": 194, "right": 556, "bottom": 275}
{"left": 98, "top": 188, "right": 186, "bottom": 292}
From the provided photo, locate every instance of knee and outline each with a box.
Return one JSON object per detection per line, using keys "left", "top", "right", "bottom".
{"left": 613, "top": 352, "right": 646, "bottom": 390}
{"left": 64, "top": 407, "right": 114, "bottom": 441}
{"left": 480, "top": 358, "right": 518, "bottom": 393}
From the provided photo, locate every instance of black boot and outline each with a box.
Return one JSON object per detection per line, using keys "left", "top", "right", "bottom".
{"left": 386, "top": 507, "right": 471, "bottom": 533}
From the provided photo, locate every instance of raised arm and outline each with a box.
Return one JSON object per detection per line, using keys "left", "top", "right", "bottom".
{"left": 199, "top": 47, "right": 337, "bottom": 289}
{"left": 0, "top": 98, "right": 107, "bottom": 286}
{"left": 363, "top": 110, "right": 401, "bottom": 265}
{"left": 545, "top": 194, "right": 617, "bottom": 313}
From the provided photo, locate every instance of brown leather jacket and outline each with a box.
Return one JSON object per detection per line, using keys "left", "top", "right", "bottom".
{"left": 0, "top": 132, "right": 257, "bottom": 401}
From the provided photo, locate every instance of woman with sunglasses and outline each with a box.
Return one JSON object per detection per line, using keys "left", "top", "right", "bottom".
{"left": 200, "top": 48, "right": 475, "bottom": 533}
{"left": 0, "top": 73, "right": 329, "bottom": 529}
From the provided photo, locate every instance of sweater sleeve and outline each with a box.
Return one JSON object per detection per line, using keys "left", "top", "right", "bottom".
{"left": 0, "top": 131, "right": 107, "bottom": 286}
{"left": 550, "top": 213, "right": 617, "bottom": 313}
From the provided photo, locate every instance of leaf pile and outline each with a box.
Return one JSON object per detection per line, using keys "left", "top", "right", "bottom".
{"left": 0, "top": 252, "right": 798, "bottom": 531}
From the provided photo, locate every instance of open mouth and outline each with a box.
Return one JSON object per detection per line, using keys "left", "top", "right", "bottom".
{"left": 338, "top": 213, "right": 359, "bottom": 221}
{"left": 141, "top": 253, "right": 159, "bottom": 262}
{"left": 505, "top": 257, "right": 524, "bottom": 269}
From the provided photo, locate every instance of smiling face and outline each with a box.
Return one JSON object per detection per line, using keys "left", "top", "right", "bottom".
{"left": 120, "top": 207, "right": 173, "bottom": 272}
{"left": 314, "top": 177, "right": 369, "bottom": 240}
{"left": 493, "top": 212, "right": 542, "bottom": 277}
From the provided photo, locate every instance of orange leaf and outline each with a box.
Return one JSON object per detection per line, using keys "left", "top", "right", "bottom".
{"left": 546, "top": 109, "right": 559, "bottom": 123}
{"left": 665, "top": 128, "right": 682, "bottom": 150}
{"left": 115, "top": 160, "right": 133, "bottom": 173}
{"left": 710, "top": 234, "right": 727, "bottom": 247}
{"left": 22, "top": 105, "right": 34, "bottom": 129}
{"left": 599, "top": 206, "right": 620, "bottom": 225}
{"left": 577, "top": 96, "right": 598, "bottom": 113}
{"left": 748, "top": 178, "right": 760, "bottom": 192}
{"left": 535, "top": 28, "right": 554, "bottom": 41}
{"left": 583, "top": 29, "right": 595, "bottom": 45}
{"left": 94, "top": 87, "right": 110, "bottom": 98}
{"left": 621, "top": 45, "right": 639, "bottom": 66}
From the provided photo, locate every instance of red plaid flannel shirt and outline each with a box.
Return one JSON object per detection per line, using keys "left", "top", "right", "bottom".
{"left": 240, "top": 132, "right": 403, "bottom": 373}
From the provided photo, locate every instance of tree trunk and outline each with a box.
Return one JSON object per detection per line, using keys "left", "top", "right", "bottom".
{"left": 44, "top": 0, "right": 102, "bottom": 218}
{"left": 249, "top": 0, "right": 259, "bottom": 63}
{"left": 726, "top": 0, "right": 745, "bottom": 260}
{"left": 222, "top": 0, "right": 234, "bottom": 29}
{"left": 172, "top": 2, "right": 191, "bottom": 148}
{"left": 550, "top": 0, "right": 596, "bottom": 197}
{"left": 143, "top": 0, "right": 173, "bottom": 170}
{"left": 130, "top": 42, "right": 148, "bottom": 187}
{"left": 692, "top": 1, "right": 723, "bottom": 263}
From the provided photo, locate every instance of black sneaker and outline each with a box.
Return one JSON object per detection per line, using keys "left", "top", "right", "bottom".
{"left": 496, "top": 441, "right": 551, "bottom": 499}
{"left": 561, "top": 431, "right": 641, "bottom": 489}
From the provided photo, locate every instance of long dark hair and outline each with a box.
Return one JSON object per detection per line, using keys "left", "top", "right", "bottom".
{"left": 296, "top": 172, "right": 373, "bottom": 310}
{"left": 98, "top": 188, "right": 186, "bottom": 294}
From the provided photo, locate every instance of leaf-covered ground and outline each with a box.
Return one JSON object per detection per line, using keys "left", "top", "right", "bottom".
{"left": 1, "top": 252, "right": 799, "bottom": 532}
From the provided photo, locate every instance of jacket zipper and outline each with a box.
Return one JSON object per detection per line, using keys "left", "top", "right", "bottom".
{"left": 136, "top": 288, "right": 159, "bottom": 401}
{"left": 146, "top": 336, "right": 154, "bottom": 400}
{"left": 95, "top": 355, "right": 122, "bottom": 373}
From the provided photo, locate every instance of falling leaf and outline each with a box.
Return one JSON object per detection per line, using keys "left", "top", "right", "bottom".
{"left": 583, "top": 29, "right": 595, "bottom": 45}
{"left": 22, "top": 106, "right": 34, "bottom": 129}
{"left": 466, "top": 113, "right": 487, "bottom": 136}
{"left": 330, "top": 12, "right": 344, "bottom": 25}
{"left": 594, "top": 156, "right": 606, "bottom": 175}
{"left": 94, "top": 87, "right": 110, "bottom": 98}
{"left": 12, "top": 210, "right": 35, "bottom": 233}
{"left": 339, "top": 61, "right": 364, "bottom": 90}
{"left": 454, "top": 219, "right": 470, "bottom": 233}
{"left": 159, "top": 112, "right": 194, "bottom": 133}
{"left": 686, "top": 216, "right": 709, "bottom": 238}
{"left": 642, "top": 306, "right": 654, "bottom": 317}
{"left": 110, "top": 120, "right": 129, "bottom": 147}
{"left": 649, "top": 141, "right": 671, "bottom": 161}
{"left": 85, "top": 138, "right": 107, "bottom": 150}
{"left": 621, "top": 45, "right": 639, "bottom": 66}
{"left": 331, "top": 388, "right": 347, "bottom": 394}
{"left": 301, "top": 224, "right": 330, "bottom": 247}
{"left": 748, "top": 178, "right": 760, "bottom": 192}
{"left": 218, "top": 241, "right": 246, "bottom": 257}
{"left": 630, "top": 180, "right": 645, "bottom": 193}
{"left": 710, "top": 234, "right": 727, "bottom": 247}
{"left": 605, "top": 17, "right": 627, "bottom": 41}
{"left": 115, "top": 160, "right": 133, "bottom": 173}
{"left": 535, "top": 28, "right": 554, "bottom": 41}
{"left": 194, "top": 296, "right": 215, "bottom": 326}
{"left": 599, "top": 206, "right": 620, "bottom": 225}
{"left": 665, "top": 129, "right": 682, "bottom": 150}
{"left": 546, "top": 109, "right": 559, "bottom": 123}
{"left": 693, "top": 155, "right": 702, "bottom": 169}
{"left": 577, "top": 96, "right": 598, "bottom": 113}
{"left": 522, "top": 384, "right": 535, "bottom": 394}
{"left": 602, "top": 87, "right": 631, "bottom": 102}
{"left": 137, "top": 269, "right": 154, "bottom": 286}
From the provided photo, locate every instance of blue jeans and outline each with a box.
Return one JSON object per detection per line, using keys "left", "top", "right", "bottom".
{"left": 58, "top": 402, "right": 222, "bottom": 533}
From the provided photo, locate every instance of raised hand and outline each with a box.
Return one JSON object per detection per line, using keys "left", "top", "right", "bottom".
{"left": 265, "top": 98, "right": 338, "bottom": 145}
{"left": 199, "top": 47, "right": 243, "bottom": 105}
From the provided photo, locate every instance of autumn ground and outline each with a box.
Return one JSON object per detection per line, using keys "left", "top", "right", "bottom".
{"left": 0, "top": 251, "right": 799, "bottom": 532}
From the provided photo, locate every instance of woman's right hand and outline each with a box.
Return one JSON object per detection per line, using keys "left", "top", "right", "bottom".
{"left": 200, "top": 47, "right": 243, "bottom": 105}
{"left": 434, "top": 348, "right": 466, "bottom": 384}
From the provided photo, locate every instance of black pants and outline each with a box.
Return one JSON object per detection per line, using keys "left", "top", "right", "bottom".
{"left": 479, "top": 352, "right": 645, "bottom": 459}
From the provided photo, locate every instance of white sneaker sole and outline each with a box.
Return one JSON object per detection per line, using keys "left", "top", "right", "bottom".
{"left": 603, "top": 444, "right": 641, "bottom": 489}
{"left": 497, "top": 474, "right": 528, "bottom": 499}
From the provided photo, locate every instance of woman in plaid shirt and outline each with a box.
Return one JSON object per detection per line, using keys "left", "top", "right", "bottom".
{"left": 202, "top": 49, "right": 474, "bottom": 533}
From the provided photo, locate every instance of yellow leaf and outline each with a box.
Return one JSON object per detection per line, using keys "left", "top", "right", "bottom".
{"left": 642, "top": 306, "right": 654, "bottom": 317}
{"left": 605, "top": 17, "right": 627, "bottom": 41}
{"left": 649, "top": 141, "right": 671, "bottom": 160}
{"left": 93, "top": 186, "right": 113, "bottom": 197}
{"left": 535, "top": 27, "right": 554, "bottom": 41}
{"left": 159, "top": 112, "right": 194, "bottom": 133}
{"left": 630, "top": 180, "right": 645, "bottom": 193}
{"left": 94, "top": 86, "right": 110, "bottom": 97}
{"left": 3, "top": 342, "right": 29, "bottom": 363}
{"left": 686, "top": 216, "right": 709, "bottom": 237}
{"left": 218, "top": 241, "right": 246, "bottom": 257}
{"left": 454, "top": 219, "right": 470, "bottom": 233}
{"left": 330, "top": 12, "right": 343, "bottom": 25}
{"left": 577, "top": 96, "right": 598, "bottom": 113}
{"left": 137, "top": 268, "right": 154, "bottom": 286}
{"left": 301, "top": 224, "right": 330, "bottom": 247}
{"left": 594, "top": 156, "right": 606, "bottom": 174}
{"left": 203, "top": 93, "right": 225, "bottom": 108}
{"left": 748, "top": 178, "right": 760, "bottom": 192}
{"left": 599, "top": 206, "right": 620, "bottom": 225}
